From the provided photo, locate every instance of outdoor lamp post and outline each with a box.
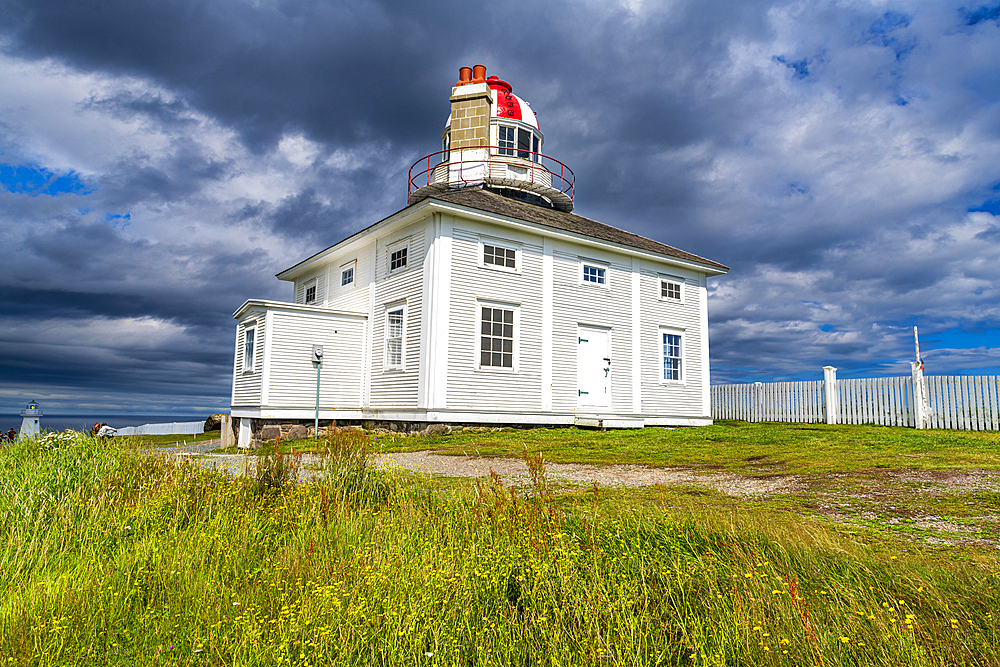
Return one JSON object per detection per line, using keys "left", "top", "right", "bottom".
{"left": 312, "top": 345, "right": 323, "bottom": 440}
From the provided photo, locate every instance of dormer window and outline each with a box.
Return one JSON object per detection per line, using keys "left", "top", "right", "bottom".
{"left": 484, "top": 244, "right": 516, "bottom": 269}
{"left": 660, "top": 276, "right": 684, "bottom": 302}
{"left": 581, "top": 262, "right": 608, "bottom": 286}
{"left": 300, "top": 278, "right": 317, "bottom": 304}
{"left": 390, "top": 247, "right": 407, "bottom": 272}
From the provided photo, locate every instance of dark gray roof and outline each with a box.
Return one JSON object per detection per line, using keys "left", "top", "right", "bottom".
{"left": 426, "top": 187, "right": 728, "bottom": 271}
{"left": 280, "top": 185, "right": 728, "bottom": 278}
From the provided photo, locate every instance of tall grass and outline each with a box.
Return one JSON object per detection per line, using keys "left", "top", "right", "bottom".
{"left": 1, "top": 430, "right": 996, "bottom": 665}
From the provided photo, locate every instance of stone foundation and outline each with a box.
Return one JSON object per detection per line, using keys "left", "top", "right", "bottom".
{"left": 232, "top": 416, "right": 544, "bottom": 449}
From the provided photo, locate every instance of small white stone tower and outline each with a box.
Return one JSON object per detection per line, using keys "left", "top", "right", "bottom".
{"left": 19, "top": 400, "right": 42, "bottom": 438}
{"left": 408, "top": 65, "right": 575, "bottom": 211}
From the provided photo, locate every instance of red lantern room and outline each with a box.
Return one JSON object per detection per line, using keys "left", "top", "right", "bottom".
{"left": 408, "top": 65, "right": 574, "bottom": 211}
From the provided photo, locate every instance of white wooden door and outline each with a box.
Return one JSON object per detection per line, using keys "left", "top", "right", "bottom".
{"left": 577, "top": 326, "right": 611, "bottom": 407}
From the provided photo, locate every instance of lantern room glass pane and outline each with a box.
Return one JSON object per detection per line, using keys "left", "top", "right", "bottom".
{"left": 498, "top": 126, "right": 515, "bottom": 156}
{"left": 517, "top": 128, "right": 531, "bottom": 159}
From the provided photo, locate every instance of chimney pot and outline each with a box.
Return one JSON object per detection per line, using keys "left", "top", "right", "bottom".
{"left": 472, "top": 64, "right": 487, "bottom": 83}
{"left": 456, "top": 66, "right": 473, "bottom": 86}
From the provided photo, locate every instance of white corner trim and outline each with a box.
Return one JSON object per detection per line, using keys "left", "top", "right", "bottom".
{"left": 631, "top": 257, "right": 642, "bottom": 415}
{"left": 363, "top": 242, "right": 377, "bottom": 408}
{"left": 324, "top": 262, "right": 332, "bottom": 307}
{"left": 260, "top": 310, "right": 274, "bottom": 405}
{"left": 700, "top": 276, "right": 711, "bottom": 416}
{"left": 230, "top": 321, "right": 240, "bottom": 406}
{"left": 541, "top": 238, "right": 554, "bottom": 412}
{"left": 431, "top": 214, "right": 453, "bottom": 408}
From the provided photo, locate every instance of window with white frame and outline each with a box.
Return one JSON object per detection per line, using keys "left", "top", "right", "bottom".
{"left": 304, "top": 282, "right": 316, "bottom": 304}
{"left": 479, "top": 305, "right": 515, "bottom": 369}
{"left": 483, "top": 243, "right": 516, "bottom": 269}
{"left": 581, "top": 262, "right": 607, "bottom": 286}
{"left": 498, "top": 125, "right": 515, "bottom": 156}
{"left": 243, "top": 324, "right": 256, "bottom": 373}
{"left": 496, "top": 124, "right": 540, "bottom": 162}
{"left": 389, "top": 246, "right": 408, "bottom": 272}
{"left": 385, "top": 306, "right": 405, "bottom": 370}
{"left": 660, "top": 278, "right": 682, "bottom": 301}
{"left": 662, "top": 331, "right": 683, "bottom": 382}
{"left": 341, "top": 263, "right": 355, "bottom": 287}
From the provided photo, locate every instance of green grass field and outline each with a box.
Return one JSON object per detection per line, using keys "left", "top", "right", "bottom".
{"left": 2, "top": 425, "right": 997, "bottom": 665}
{"left": 234, "top": 421, "right": 1000, "bottom": 473}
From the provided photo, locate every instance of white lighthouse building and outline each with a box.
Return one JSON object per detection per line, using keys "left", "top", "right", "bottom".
{"left": 19, "top": 400, "right": 42, "bottom": 438}
{"left": 230, "top": 66, "right": 728, "bottom": 447}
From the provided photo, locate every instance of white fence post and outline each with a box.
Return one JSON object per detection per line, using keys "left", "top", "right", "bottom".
{"left": 754, "top": 382, "right": 763, "bottom": 422}
{"left": 911, "top": 362, "right": 930, "bottom": 429}
{"left": 823, "top": 366, "right": 838, "bottom": 424}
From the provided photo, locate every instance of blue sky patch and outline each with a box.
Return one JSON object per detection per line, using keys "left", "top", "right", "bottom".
{"left": 962, "top": 4, "right": 1000, "bottom": 25}
{"left": 968, "top": 199, "right": 1000, "bottom": 215}
{"left": 0, "top": 162, "right": 92, "bottom": 196}
{"left": 773, "top": 55, "right": 809, "bottom": 79}
{"left": 864, "top": 11, "right": 915, "bottom": 61}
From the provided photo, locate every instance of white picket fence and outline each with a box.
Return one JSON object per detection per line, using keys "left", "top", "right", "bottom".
{"left": 712, "top": 374, "right": 1000, "bottom": 431}
{"left": 114, "top": 421, "right": 205, "bottom": 436}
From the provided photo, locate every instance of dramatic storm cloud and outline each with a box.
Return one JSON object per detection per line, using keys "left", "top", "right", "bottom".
{"left": 0, "top": 0, "right": 997, "bottom": 413}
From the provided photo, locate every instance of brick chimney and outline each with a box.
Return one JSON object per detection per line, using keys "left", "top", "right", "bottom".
{"left": 448, "top": 64, "right": 493, "bottom": 150}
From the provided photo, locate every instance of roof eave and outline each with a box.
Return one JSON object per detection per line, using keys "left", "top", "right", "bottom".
{"left": 425, "top": 197, "right": 730, "bottom": 275}
{"left": 274, "top": 197, "right": 437, "bottom": 281}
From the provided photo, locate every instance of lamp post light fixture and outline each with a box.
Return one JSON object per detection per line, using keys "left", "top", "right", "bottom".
{"left": 312, "top": 345, "right": 323, "bottom": 440}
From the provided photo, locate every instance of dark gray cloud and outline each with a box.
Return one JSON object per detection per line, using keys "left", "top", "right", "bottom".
{"left": 1, "top": 0, "right": 998, "bottom": 413}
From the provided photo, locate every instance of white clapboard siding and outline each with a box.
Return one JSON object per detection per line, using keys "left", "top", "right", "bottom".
{"left": 326, "top": 249, "right": 372, "bottom": 312}
{"left": 294, "top": 268, "right": 327, "bottom": 306}
{"left": 369, "top": 225, "right": 425, "bottom": 408}
{"left": 551, "top": 247, "right": 636, "bottom": 414}
{"left": 266, "top": 311, "right": 367, "bottom": 408}
{"left": 713, "top": 375, "right": 1000, "bottom": 431}
{"left": 232, "top": 311, "right": 265, "bottom": 406}
{"left": 446, "top": 223, "right": 545, "bottom": 411}
{"left": 638, "top": 270, "right": 705, "bottom": 417}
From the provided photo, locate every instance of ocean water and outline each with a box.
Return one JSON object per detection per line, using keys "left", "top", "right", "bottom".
{"left": 0, "top": 414, "right": 210, "bottom": 435}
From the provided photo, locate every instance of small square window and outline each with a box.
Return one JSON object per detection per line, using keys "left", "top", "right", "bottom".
{"left": 342, "top": 267, "right": 354, "bottom": 286}
{"left": 661, "top": 280, "right": 681, "bottom": 301}
{"left": 305, "top": 285, "right": 316, "bottom": 303}
{"left": 583, "top": 264, "right": 606, "bottom": 285}
{"left": 479, "top": 306, "right": 514, "bottom": 368}
{"left": 389, "top": 247, "right": 407, "bottom": 272}
{"left": 483, "top": 244, "right": 516, "bottom": 269}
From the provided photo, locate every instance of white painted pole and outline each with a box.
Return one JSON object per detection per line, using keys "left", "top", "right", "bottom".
{"left": 823, "top": 366, "right": 838, "bottom": 424}
{"left": 911, "top": 361, "right": 929, "bottom": 429}
{"left": 911, "top": 326, "right": 931, "bottom": 429}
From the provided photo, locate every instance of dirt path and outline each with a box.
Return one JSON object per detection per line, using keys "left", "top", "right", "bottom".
{"left": 373, "top": 451, "right": 803, "bottom": 496}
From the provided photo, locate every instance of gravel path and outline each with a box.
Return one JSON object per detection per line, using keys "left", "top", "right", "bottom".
{"left": 373, "top": 451, "right": 802, "bottom": 496}
{"left": 150, "top": 442, "right": 800, "bottom": 496}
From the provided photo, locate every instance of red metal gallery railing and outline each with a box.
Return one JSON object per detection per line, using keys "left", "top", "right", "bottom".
{"left": 408, "top": 146, "right": 575, "bottom": 203}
